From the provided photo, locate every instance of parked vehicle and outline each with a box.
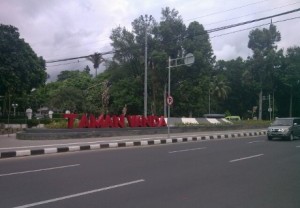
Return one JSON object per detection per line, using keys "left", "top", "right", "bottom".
{"left": 225, "top": 116, "right": 241, "bottom": 121}
{"left": 267, "top": 117, "right": 300, "bottom": 141}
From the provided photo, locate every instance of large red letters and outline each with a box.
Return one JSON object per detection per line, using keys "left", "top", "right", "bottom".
{"left": 63, "top": 114, "right": 166, "bottom": 128}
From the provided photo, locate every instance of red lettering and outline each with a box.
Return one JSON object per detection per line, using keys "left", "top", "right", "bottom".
{"left": 89, "top": 114, "right": 97, "bottom": 128}
{"left": 142, "top": 116, "right": 149, "bottom": 127}
{"left": 63, "top": 114, "right": 78, "bottom": 128}
{"left": 158, "top": 116, "right": 167, "bottom": 127}
{"left": 64, "top": 113, "right": 166, "bottom": 129}
{"left": 112, "top": 115, "right": 125, "bottom": 128}
{"left": 127, "top": 115, "right": 136, "bottom": 127}
{"left": 79, "top": 114, "right": 89, "bottom": 128}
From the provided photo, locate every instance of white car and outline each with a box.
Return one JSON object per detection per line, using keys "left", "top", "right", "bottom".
{"left": 267, "top": 117, "right": 300, "bottom": 141}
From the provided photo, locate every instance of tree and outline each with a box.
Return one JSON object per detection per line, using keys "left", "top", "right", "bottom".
{"left": 207, "top": 75, "right": 231, "bottom": 113}
{"left": 173, "top": 21, "right": 215, "bottom": 116}
{"left": 210, "top": 75, "right": 231, "bottom": 100}
{"left": 84, "top": 65, "right": 91, "bottom": 74}
{"left": 247, "top": 24, "right": 281, "bottom": 120}
{"left": 0, "top": 24, "right": 47, "bottom": 114}
{"left": 45, "top": 70, "right": 94, "bottom": 113}
{"left": 86, "top": 52, "right": 104, "bottom": 77}
{"left": 277, "top": 46, "right": 300, "bottom": 117}
{"left": 48, "top": 86, "right": 85, "bottom": 113}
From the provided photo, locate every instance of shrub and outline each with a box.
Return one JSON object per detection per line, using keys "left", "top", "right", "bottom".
{"left": 27, "top": 119, "right": 39, "bottom": 128}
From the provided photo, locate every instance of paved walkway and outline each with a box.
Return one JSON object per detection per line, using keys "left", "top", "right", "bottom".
{"left": 0, "top": 129, "right": 267, "bottom": 159}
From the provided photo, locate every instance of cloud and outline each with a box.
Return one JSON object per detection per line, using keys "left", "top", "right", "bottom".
{"left": 1, "top": 0, "right": 299, "bottom": 80}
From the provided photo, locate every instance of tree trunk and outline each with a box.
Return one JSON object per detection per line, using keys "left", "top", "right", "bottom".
{"left": 289, "top": 87, "right": 293, "bottom": 117}
{"left": 259, "top": 89, "right": 262, "bottom": 120}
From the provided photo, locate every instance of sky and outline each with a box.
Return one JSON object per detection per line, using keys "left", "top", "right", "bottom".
{"left": 1, "top": 0, "right": 300, "bottom": 81}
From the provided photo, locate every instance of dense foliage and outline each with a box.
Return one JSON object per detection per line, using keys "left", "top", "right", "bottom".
{"left": 1, "top": 8, "right": 300, "bottom": 120}
{"left": 0, "top": 24, "right": 47, "bottom": 114}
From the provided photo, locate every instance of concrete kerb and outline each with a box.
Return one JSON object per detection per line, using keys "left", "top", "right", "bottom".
{"left": 0, "top": 130, "right": 267, "bottom": 159}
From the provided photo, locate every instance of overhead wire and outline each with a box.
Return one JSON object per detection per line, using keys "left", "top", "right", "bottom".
{"left": 46, "top": 7, "right": 300, "bottom": 66}
{"left": 185, "top": 0, "right": 270, "bottom": 21}
{"left": 43, "top": 0, "right": 273, "bottom": 57}
{"left": 204, "top": 1, "right": 300, "bottom": 26}
{"left": 210, "top": 16, "right": 300, "bottom": 38}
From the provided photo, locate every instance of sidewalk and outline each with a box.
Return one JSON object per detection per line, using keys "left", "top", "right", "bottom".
{"left": 0, "top": 129, "right": 267, "bottom": 159}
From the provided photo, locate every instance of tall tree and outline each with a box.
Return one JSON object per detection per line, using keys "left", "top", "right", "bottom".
{"left": 0, "top": 24, "right": 47, "bottom": 114}
{"left": 278, "top": 46, "right": 300, "bottom": 117}
{"left": 247, "top": 24, "right": 281, "bottom": 119}
{"left": 86, "top": 52, "right": 104, "bottom": 77}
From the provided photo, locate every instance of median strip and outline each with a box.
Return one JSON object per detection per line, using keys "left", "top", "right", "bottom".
{"left": 0, "top": 130, "right": 267, "bottom": 159}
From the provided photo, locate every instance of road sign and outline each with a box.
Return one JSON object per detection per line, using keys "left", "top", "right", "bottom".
{"left": 268, "top": 108, "right": 272, "bottom": 112}
{"left": 167, "top": 95, "right": 173, "bottom": 105}
{"left": 184, "top": 53, "right": 195, "bottom": 66}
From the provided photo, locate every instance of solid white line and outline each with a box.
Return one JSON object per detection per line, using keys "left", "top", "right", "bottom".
{"left": 0, "top": 164, "right": 80, "bottom": 177}
{"left": 230, "top": 154, "right": 264, "bottom": 163}
{"left": 13, "top": 179, "right": 145, "bottom": 208}
{"left": 169, "top": 147, "right": 207, "bottom": 154}
{"left": 296, "top": 146, "right": 300, "bottom": 148}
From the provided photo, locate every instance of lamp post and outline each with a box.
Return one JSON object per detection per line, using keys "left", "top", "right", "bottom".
{"left": 12, "top": 103, "right": 18, "bottom": 117}
{"left": 167, "top": 53, "right": 195, "bottom": 138}
{"left": 144, "top": 15, "right": 152, "bottom": 117}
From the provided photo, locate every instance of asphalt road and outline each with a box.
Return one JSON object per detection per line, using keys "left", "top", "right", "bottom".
{"left": 1, "top": 136, "right": 300, "bottom": 208}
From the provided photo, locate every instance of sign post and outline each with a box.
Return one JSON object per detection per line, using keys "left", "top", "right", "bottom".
{"left": 167, "top": 53, "right": 194, "bottom": 138}
{"left": 167, "top": 95, "right": 173, "bottom": 106}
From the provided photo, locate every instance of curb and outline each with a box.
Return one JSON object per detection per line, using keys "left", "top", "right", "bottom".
{"left": 0, "top": 130, "right": 267, "bottom": 159}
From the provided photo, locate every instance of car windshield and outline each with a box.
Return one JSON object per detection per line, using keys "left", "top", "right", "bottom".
{"left": 271, "top": 119, "right": 293, "bottom": 126}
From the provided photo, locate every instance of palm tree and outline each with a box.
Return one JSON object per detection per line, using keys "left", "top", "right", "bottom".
{"left": 209, "top": 75, "right": 231, "bottom": 113}
{"left": 211, "top": 75, "right": 231, "bottom": 100}
{"left": 86, "top": 52, "right": 104, "bottom": 77}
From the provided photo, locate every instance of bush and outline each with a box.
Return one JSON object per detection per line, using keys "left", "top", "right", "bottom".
{"left": 0, "top": 118, "right": 27, "bottom": 124}
{"left": 45, "top": 118, "right": 79, "bottom": 128}
{"left": 27, "top": 119, "right": 40, "bottom": 128}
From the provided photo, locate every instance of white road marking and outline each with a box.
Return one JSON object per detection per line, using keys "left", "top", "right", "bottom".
{"left": 248, "top": 141, "right": 265, "bottom": 144}
{"left": 230, "top": 154, "right": 264, "bottom": 163}
{"left": 13, "top": 179, "right": 145, "bottom": 208}
{"left": 0, "top": 164, "right": 80, "bottom": 177}
{"left": 169, "top": 147, "right": 207, "bottom": 154}
{"left": 296, "top": 146, "right": 300, "bottom": 148}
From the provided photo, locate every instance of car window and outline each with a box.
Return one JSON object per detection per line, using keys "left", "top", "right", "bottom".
{"left": 294, "top": 119, "right": 300, "bottom": 125}
{"left": 271, "top": 119, "right": 293, "bottom": 126}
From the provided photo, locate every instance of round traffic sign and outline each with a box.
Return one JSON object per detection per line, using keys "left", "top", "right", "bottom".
{"left": 167, "top": 96, "right": 174, "bottom": 105}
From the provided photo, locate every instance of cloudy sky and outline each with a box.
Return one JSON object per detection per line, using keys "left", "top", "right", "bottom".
{"left": 1, "top": 0, "right": 300, "bottom": 80}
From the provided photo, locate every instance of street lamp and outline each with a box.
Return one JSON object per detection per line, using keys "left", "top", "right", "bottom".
{"left": 167, "top": 53, "right": 195, "bottom": 138}
{"left": 12, "top": 103, "right": 18, "bottom": 117}
{"left": 143, "top": 14, "right": 152, "bottom": 117}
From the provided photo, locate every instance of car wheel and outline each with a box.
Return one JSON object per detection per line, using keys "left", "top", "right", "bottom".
{"left": 289, "top": 133, "right": 294, "bottom": 141}
{"left": 268, "top": 136, "right": 272, "bottom": 141}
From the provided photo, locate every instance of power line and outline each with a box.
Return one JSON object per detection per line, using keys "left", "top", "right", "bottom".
{"left": 46, "top": 50, "right": 114, "bottom": 63}
{"left": 46, "top": 59, "right": 89, "bottom": 68}
{"left": 42, "top": 1, "right": 270, "bottom": 54}
{"left": 45, "top": 8, "right": 300, "bottom": 65}
{"left": 46, "top": 16, "right": 300, "bottom": 69}
{"left": 206, "top": 8, "right": 300, "bottom": 33}
{"left": 210, "top": 16, "right": 300, "bottom": 39}
{"left": 185, "top": 0, "right": 270, "bottom": 22}
{"left": 204, "top": 1, "right": 300, "bottom": 26}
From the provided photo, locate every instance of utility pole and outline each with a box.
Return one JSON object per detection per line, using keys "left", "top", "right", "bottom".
{"left": 144, "top": 15, "right": 152, "bottom": 117}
